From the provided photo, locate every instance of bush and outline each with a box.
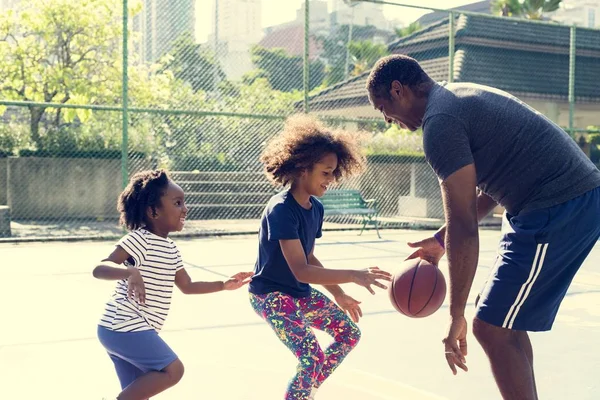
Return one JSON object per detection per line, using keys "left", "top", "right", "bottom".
{"left": 18, "top": 149, "right": 146, "bottom": 159}
{"left": 367, "top": 153, "right": 426, "bottom": 163}
{"left": 588, "top": 133, "right": 600, "bottom": 146}
{"left": 169, "top": 154, "right": 243, "bottom": 171}
{"left": 364, "top": 124, "right": 424, "bottom": 156}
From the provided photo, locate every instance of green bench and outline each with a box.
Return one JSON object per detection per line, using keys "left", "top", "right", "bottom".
{"left": 320, "top": 189, "right": 380, "bottom": 238}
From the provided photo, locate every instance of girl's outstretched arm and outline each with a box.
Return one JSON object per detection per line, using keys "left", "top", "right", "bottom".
{"left": 281, "top": 239, "right": 391, "bottom": 295}
{"left": 307, "top": 246, "right": 345, "bottom": 297}
{"left": 92, "top": 246, "right": 135, "bottom": 280}
{"left": 92, "top": 245, "right": 146, "bottom": 303}
{"left": 308, "top": 249, "right": 363, "bottom": 323}
{"left": 175, "top": 268, "right": 253, "bottom": 294}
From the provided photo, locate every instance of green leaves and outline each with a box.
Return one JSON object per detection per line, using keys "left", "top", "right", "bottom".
{"left": 395, "top": 22, "right": 422, "bottom": 38}
{"left": 348, "top": 40, "right": 388, "bottom": 76}
{"left": 491, "top": 0, "right": 563, "bottom": 19}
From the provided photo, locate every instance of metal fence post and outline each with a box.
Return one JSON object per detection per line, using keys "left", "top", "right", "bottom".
{"left": 303, "top": 0, "right": 310, "bottom": 114}
{"left": 121, "top": 0, "right": 129, "bottom": 188}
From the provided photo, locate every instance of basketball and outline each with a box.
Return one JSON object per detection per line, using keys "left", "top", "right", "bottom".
{"left": 388, "top": 258, "right": 447, "bottom": 318}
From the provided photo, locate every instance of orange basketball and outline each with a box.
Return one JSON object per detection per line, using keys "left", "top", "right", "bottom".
{"left": 388, "top": 258, "right": 447, "bottom": 318}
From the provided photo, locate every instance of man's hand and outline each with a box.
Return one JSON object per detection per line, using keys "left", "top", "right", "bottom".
{"left": 406, "top": 235, "right": 445, "bottom": 265}
{"left": 334, "top": 293, "right": 363, "bottom": 323}
{"left": 443, "top": 316, "right": 469, "bottom": 375}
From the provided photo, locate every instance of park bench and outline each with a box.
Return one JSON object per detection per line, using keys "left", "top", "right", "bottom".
{"left": 320, "top": 189, "right": 380, "bottom": 238}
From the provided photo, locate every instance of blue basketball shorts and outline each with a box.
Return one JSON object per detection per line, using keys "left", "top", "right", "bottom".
{"left": 97, "top": 325, "right": 179, "bottom": 389}
{"left": 476, "top": 186, "right": 600, "bottom": 332}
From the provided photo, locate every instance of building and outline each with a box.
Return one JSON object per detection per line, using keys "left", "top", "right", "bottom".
{"left": 330, "top": 0, "right": 389, "bottom": 30}
{"left": 132, "top": 0, "right": 195, "bottom": 63}
{"left": 415, "top": 0, "right": 492, "bottom": 27}
{"left": 208, "top": 0, "right": 262, "bottom": 80}
{"left": 304, "top": 14, "right": 600, "bottom": 130}
{"left": 549, "top": 0, "right": 600, "bottom": 28}
{"left": 0, "top": 0, "right": 19, "bottom": 9}
{"left": 258, "top": 25, "right": 323, "bottom": 60}
{"left": 296, "top": 0, "right": 330, "bottom": 34}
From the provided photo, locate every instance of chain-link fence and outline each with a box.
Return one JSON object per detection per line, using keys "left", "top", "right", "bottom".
{"left": 1, "top": 0, "right": 599, "bottom": 240}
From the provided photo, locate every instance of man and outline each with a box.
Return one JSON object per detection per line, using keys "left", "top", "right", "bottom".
{"left": 366, "top": 54, "right": 600, "bottom": 399}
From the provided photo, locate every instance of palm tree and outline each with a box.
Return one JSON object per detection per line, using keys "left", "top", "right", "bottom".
{"left": 491, "top": 0, "right": 563, "bottom": 20}
{"left": 348, "top": 40, "right": 388, "bottom": 76}
{"left": 395, "top": 22, "right": 422, "bottom": 38}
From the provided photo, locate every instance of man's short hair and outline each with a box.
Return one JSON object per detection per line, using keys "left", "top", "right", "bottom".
{"left": 366, "top": 54, "right": 432, "bottom": 100}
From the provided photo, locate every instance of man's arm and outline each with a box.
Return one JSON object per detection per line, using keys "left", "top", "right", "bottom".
{"left": 440, "top": 164, "right": 480, "bottom": 317}
{"left": 435, "top": 190, "right": 497, "bottom": 240}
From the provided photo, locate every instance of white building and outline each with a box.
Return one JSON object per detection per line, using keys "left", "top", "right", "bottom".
{"left": 209, "top": 0, "right": 263, "bottom": 80}
{"left": 0, "top": 0, "right": 19, "bottom": 9}
{"left": 296, "top": 0, "right": 330, "bottom": 34}
{"left": 330, "top": 0, "right": 388, "bottom": 30}
{"left": 130, "top": 0, "right": 195, "bottom": 63}
{"left": 549, "top": 0, "right": 599, "bottom": 28}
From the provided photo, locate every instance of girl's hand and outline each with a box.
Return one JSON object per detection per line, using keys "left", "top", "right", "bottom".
{"left": 334, "top": 293, "right": 363, "bottom": 323}
{"left": 223, "top": 271, "right": 253, "bottom": 290}
{"left": 353, "top": 267, "right": 392, "bottom": 295}
{"left": 127, "top": 267, "right": 146, "bottom": 304}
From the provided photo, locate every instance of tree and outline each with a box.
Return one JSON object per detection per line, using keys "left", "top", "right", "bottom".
{"left": 0, "top": 0, "right": 128, "bottom": 149}
{"left": 246, "top": 46, "right": 325, "bottom": 92}
{"left": 347, "top": 40, "right": 388, "bottom": 76}
{"left": 318, "top": 25, "right": 394, "bottom": 87}
{"left": 0, "top": 0, "right": 182, "bottom": 154}
{"left": 159, "top": 32, "right": 226, "bottom": 93}
{"left": 491, "top": 0, "right": 563, "bottom": 20}
{"left": 395, "top": 22, "right": 422, "bottom": 38}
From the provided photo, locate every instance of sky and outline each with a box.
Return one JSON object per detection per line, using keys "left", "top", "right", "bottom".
{"left": 195, "top": 0, "right": 478, "bottom": 43}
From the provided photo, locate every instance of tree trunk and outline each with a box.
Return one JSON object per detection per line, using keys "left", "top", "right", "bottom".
{"left": 29, "top": 106, "right": 45, "bottom": 150}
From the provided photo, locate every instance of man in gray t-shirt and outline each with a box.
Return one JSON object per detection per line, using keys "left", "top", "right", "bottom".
{"left": 367, "top": 54, "right": 600, "bottom": 399}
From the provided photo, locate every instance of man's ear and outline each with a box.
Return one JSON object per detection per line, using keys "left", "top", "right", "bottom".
{"left": 390, "top": 80, "right": 403, "bottom": 99}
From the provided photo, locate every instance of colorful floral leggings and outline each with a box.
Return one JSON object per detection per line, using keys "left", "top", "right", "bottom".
{"left": 249, "top": 288, "right": 361, "bottom": 400}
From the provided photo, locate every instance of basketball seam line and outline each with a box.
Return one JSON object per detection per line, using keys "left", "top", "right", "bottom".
{"left": 407, "top": 261, "right": 419, "bottom": 315}
{"left": 414, "top": 265, "right": 439, "bottom": 317}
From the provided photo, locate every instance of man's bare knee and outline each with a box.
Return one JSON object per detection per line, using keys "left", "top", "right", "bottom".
{"left": 163, "top": 359, "right": 185, "bottom": 385}
{"left": 473, "top": 317, "right": 515, "bottom": 349}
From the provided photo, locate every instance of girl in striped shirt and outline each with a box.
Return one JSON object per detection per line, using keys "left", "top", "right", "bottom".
{"left": 93, "top": 169, "right": 252, "bottom": 400}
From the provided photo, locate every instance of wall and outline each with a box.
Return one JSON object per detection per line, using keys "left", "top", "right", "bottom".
{"left": 0, "top": 158, "right": 7, "bottom": 205}
{"left": 358, "top": 161, "right": 434, "bottom": 216}
{"left": 6, "top": 157, "right": 129, "bottom": 219}
{"left": 1, "top": 157, "right": 435, "bottom": 220}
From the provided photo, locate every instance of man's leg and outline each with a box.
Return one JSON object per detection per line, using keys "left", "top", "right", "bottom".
{"left": 475, "top": 188, "right": 600, "bottom": 399}
{"left": 473, "top": 318, "right": 537, "bottom": 400}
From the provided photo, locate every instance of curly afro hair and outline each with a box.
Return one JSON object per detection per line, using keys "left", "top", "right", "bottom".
{"left": 260, "top": 114, "right": 366, "bottom": 187}
{"left": 117, "top": 169, "right": 170, "bottom": 231}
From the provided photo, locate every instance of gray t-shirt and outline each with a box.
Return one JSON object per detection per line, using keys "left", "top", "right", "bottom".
{"left": 422, "top": 82, "right": 600, "bottom": 215}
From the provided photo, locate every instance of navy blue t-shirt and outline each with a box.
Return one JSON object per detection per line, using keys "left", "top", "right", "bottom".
{"left": 249, "top": 190, "right": 324, "bottom": 298}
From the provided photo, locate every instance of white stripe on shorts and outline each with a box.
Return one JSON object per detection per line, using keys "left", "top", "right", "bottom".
{"left": 502, "top": 243, "right": 549, "bottom": 329}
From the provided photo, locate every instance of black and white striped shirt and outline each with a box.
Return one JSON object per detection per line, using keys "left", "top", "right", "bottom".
{"left": 98, "top": 228, "right": 183, "bottom": 332}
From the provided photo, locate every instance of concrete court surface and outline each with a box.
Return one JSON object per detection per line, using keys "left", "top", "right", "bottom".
{"left": 1, "top": 228, "right": 599, "bottom": 400}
